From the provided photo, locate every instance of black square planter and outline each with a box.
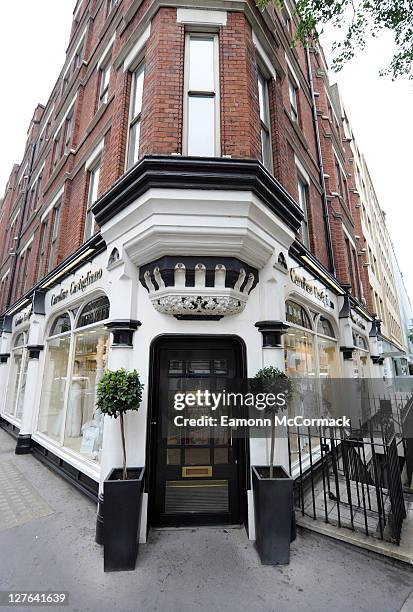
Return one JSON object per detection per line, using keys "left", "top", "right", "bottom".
{"left": 252, "top": 465, "right": 294, "bottom": 565}
{"left": 103, "top": 467, "right": 144, "bottom": 572}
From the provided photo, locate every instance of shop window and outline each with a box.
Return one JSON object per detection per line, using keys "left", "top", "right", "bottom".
{"left": 50, "top": 313, "right": 71, "bottom": 335}
{"left": 184, "top": 34, "right": 220, "bottom": 157}
{"left": 5, "top": 332, "right": 29, "bottom": 422}
{"left": 284, "top": 327, "right": 315, "bottom": 378}
{"left": 285, "top": 305, "right": 339, "bottom": 468}
{"left": 77, "top": 296, "right": 110, "bottom": 328}
{"left": 64, "top": 327, "right": 109, "bottom": 459}
{"left": 37, "top": 297, "right": 110, "bottom": 464}
{"left": 317, "top": 316, "right": 335, "bottom": 338}
{"left": 286, "top": 300, "right": 312, "bottom": 329}
{"left": 353, "top": 332, "right": 370, "bottom": 378}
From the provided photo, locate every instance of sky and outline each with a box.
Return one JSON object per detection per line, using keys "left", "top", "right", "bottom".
{"left": 0, "top": 2, "right": 412, "bottom": 305}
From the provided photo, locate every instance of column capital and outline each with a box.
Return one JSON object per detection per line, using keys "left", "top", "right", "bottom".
{"left": 105, "top": 320, "right": 142, "bottom": 347}
{"left": 27, "top": 345, "right": 44, "bottom": 359}
{"left": 255, "top": 320, "right": 290, "bottom": 348}
{"left": 340, "top": 346, "right": 354, "bottom": 360}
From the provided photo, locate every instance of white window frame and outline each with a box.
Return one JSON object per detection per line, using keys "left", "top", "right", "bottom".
{"left": 107, "top": 0, "right": 118, "bottom": 13}
{"left": 35, "top": 300, "right": 110, "bottom": 470}
{"left": 288, "top": 76, "right": 299, "bottom": 123}
{"left": 126, "top": 62, "right": 145, "bottom": 170}
{"left": 183, "top": 32, "right": 220, "bottom": 157}
{"left": 257, "top": 66, "right": 272, "bottom": 171}
{"left": 52, "top": 132, "right": 61, "bottom": 168}
{"left": 64, "top": 113, "right": 73, "bottom": 155}
{"left": 98, "top": 60, "right": 111, "bottom": 108}
{"left": 48, "top": 203, "right": 62, "bottom": 272}
{"left": 297, "top": 176, "right": 310, "bottom": 248}
{"left": 5, "top": 332, "right": 29, "bottom": 422}
{"left": 84, "top": 161, "right": 100, "bottom": 240}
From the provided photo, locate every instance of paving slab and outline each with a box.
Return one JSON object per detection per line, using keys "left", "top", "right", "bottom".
{"left": 0, "top": 428, "right": 412, "bottom": 612}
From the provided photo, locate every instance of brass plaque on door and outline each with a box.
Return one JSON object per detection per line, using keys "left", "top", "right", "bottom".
{"left": 182, "top": 466, "right": 212, "bottom": 478}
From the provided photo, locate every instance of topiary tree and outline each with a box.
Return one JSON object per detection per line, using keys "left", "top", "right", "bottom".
{"left": 97, "top": 369, "right": 144, "bottom": 480}
{"left": 253, "top": 366, "right": 293, "bottom": 478}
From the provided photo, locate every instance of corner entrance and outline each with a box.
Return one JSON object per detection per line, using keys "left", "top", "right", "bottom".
{"left": 149, "top": 337, "right": 247, "bottom": 527}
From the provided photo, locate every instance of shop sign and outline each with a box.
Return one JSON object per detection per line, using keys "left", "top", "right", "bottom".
{"left": 15, "top": 304, "right": 33, "bottom": 327}
{"left": 290, "top": 268, "right": 332, "bottom": 308}
{"left": 51, "top": 268, "right": 103, "bottom": 307}
{"left": 350, "top": 309, "right": 367, "bottom": 331}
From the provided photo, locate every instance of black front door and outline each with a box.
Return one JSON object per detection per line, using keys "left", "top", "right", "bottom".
{"left": 150, "top": 338, "right": 245, "bottom": 527}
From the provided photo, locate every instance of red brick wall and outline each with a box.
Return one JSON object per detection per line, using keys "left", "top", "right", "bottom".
{"left": 0, "top": 0, "right": 373, "bottom": 317}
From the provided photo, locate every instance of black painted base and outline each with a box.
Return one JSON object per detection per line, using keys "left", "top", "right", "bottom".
{"left": 31, "top": 441, "right": 98, "bottom": 502}
{"left": 0, "top": 416, "right": 20, "bottom": 439}
{"left": 104, "top": 468, "right": 144, "bottom": 572}
{"left": 15, "top": 434, "right": 32, "bottom": 455}
{"left": 252, "top": 466, "right": 293, "bottom": 565}
{"left": 95, "top": 494, "right": 104, "bottom": 545}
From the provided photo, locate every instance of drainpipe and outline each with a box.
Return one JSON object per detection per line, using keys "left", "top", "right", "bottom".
{"left": 6, "top": 142, "right": 37, "bottom": 310}
{"left": 305, "top": 44, "right": 336, "bottom": 276}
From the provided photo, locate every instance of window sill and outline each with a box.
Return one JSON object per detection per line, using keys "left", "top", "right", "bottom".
{"left": 284, "top": 107, "right": 309, "bottom": 151}
{"left": 43, "top": 155, "right": 69, "bottom": 195}
{"left": 0, "top": 411, "right": 22, "bottom": 429}
{"left": 31, "top": 431, "right": 101, "bottom": 482}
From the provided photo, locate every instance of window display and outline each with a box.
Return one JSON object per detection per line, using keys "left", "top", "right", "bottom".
{"left": 5, "top": 332, "right": 28, "bottom": 422}
{"left": 353, "top": 332, "right": 370, "bottom": 378}
{"left": 37, "top": 296, "right": 110, "bottom": 464}
{"left": 284, "top": 301, "right": 339, "bottom": 467}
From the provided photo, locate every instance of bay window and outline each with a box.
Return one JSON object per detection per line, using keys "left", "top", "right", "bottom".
{"left": 37, "top": 296, "right": 110, "bottom": 464}
{"left": 184, "top": 34, "right": 220, "bottom": 157}
{"left": 126, "top": 63, "right": 145, "bottom": 169}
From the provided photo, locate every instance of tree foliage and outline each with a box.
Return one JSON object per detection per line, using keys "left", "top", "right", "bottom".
{"left": 97, "top": 369, "right": 143, "bottom": 418}
{"left": 253, "top": 366, "right": 293, "bottom": 478}
{"left": 97, "top": 369, "right": 144, "bottom": 479}
{"left": 256, "top": 0, "right": 413, "bottom": 80}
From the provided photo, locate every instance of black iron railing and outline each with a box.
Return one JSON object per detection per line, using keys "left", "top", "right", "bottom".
{"left": 288, "top": 406, "right": 409, "bottom": 544}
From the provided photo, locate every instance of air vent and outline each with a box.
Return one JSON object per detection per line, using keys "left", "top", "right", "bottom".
{"left": 165, "top": 480, "right": 229, "bottom": 514}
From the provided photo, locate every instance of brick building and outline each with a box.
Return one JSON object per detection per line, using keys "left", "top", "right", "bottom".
{"left": 0, "top": 0, "right": 410, "bottom": 550}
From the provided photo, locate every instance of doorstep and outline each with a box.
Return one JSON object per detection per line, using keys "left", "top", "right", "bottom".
{"left": 296, "top": 511, "right": 413, "bottom": 565}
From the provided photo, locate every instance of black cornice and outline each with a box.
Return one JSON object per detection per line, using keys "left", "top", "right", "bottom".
{"left": 92, "top": 155, "right": 304, "bottom": 232}
{"left": 289, "top": 240, "right": 345, "bottom": 296}
{"left": 2, "top": 233, "right": 106, "bottom": 319}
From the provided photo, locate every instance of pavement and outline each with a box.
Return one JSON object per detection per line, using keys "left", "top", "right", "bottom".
{"left": 0, "top": 427, "right": 412, "bottom": 612}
